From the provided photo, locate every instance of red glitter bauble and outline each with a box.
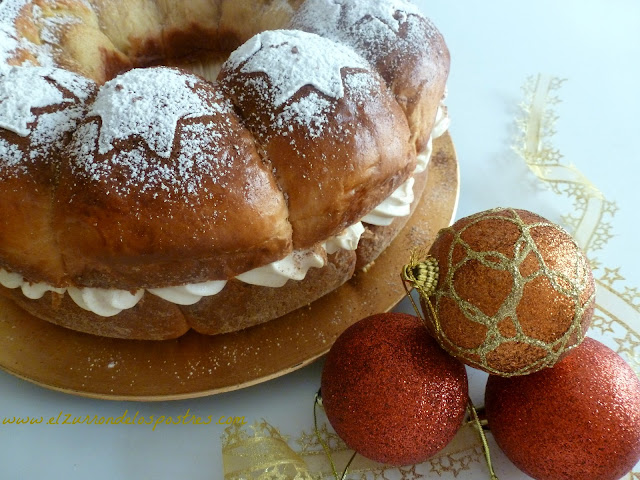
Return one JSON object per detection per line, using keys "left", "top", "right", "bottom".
{"left": 485, "top": 337, "right": 640, "bottom": 480}
{"left": 321, "top": 313, "right": 468, "bottom": 465}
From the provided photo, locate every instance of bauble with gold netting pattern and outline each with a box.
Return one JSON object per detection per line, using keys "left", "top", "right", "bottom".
{"left": 413, "top": 207, "right": 595, "bottom": 376}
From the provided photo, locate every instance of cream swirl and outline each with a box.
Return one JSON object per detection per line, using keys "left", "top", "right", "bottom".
{"left": 0, "top": 269, "right": 65, "bottom": 299}
{"left": 67, "top": 288, "right": 144, "bottom": 317}
{"left": 323, "top": 222, "right": 365, "bottom": 254}
{"left": 148, "top": 280, "right": 227, "bottom": 306}
{"left": 236, "top": 249, "right": 326, "bottom": 287}
{"left": 362, "top": 177, "right": 415, "bottom": 226}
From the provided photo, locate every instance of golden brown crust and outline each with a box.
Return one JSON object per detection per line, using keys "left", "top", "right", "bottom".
{"left": 219, "top": 63, "right": 415, "bottom": 249}
{"left": 0, "top": 167, "right": 427, "bottom": 340}
{"left": 0, "top": 0, "right": 449, "bottom": 339}
{"left": 0, "top": 172, "right": 63, "bottom": 285}
{"left": 374, "top": 16, "right": 449, "bottom": 154}
{"left": 0, "top": 68, "right": 97, "bottom": 285}
{"left": 55, "top": 71, "right": 293, "bottom": 289}
{"left": 0, "top": 115, "right": 60, "bottom": 283}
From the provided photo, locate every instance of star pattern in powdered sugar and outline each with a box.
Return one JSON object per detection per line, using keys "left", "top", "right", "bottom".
{"left": 0, "top": 66, "right": 70, "bottom": 136}
{"left": 227, "top": 30, "right": 369, "bottom": 107}
{"left": 90, "top": 67, "right": 223, "bottom": 159}
{"left": 293, "top": 0, "right": 422, "bottom": 38}
{"left": 0, "top": 66, "right": 94, "bottom": 176}
{"left": 339, "top": 0, "right": 422, "bottom": 32}
{"left": 291, "top": 0, "right": 431, "bottom": 66}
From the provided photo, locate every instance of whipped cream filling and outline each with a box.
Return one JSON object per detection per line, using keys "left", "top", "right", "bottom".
{"left": 67, "top": 288, "right": 144, "bottom": 317}
{"left": 323, "top": 222, "right": 366, "bottom": 255}
{"left": 0, "top": 223, "right": 365, "bottom": 316}
{"left": 362, "top": 103, "right": 449, "bottom": 226}
{"left": 236, "top": 249, "right": 326, "bottom": 288}
{"left": 0, "top": 104, "right": 449, "bottom": 317}
{"left": 148, "top": 280, "right": 227, "bottom": 306}
{"left": 362, "top": 177, "right": 415, "bottom": 226}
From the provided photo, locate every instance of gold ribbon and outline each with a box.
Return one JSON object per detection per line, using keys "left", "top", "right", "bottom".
{"left": 222, "top": 421, "right": 314, "bottom": 480}
{"left": 222, "top": 414, "right": 489, "bottom": 480}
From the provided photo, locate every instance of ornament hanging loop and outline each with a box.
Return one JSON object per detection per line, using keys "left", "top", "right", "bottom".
{"left": 314, "top": 391, "right": 356, "bottom": 480}
{"left": 401, "top": 251, "right": 441, "bottom": 334}
{"left": 467, "top": 398, "right": 500, "bottom": 480}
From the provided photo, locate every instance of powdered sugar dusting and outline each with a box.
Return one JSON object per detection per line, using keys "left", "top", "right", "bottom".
{"left": 175, "top": 121, "right": 231, "bottom": 196}
{"left": 343, "top": 71, "right": 376, "bottom": 101}
{"left": 0, "top": 67, "right": 67, "bottom": 136}
{"left": 222, "top": 29, "right": 382, "bottom": 144}
{"left": 89, "top": 68, "right": 223, "bottom": 159}
{"left": 0, "top": 0, "right": 31, "bottom": 68}
{"left": 0, "top": 0, "right": 89, "bottom": 69}
{"left": 70, "top": 122, "right": 184, "bottom": 197}
{"left": 29, "top": 108, "right": 82, "bottom": 158}
{"left": 46, "top": 67, "right": 95, "bottom": 100}
{"left": 34, "top": 2, "right": 84, "bottom": 45}
{"left": 295, "top": 0, "right": 421, "bottom": 34}
{"left": 70, "top": 71, "right": 243, "bottom": 199}
{"left": 70, "top": 120, "right": 99, "bottom": 173}
{"left": 0, "top": 66, "right": 94, "bottom": 176}
{"left": 0, "top": 138, "right": 23, "bottom": 169}
{"left": 275, "top": 92, "right": 332, "bottom": 138}
{"left": 292, "top": 0, "right": 432, "bottom": 66}
{"left": 346, "top": 0, "right": 422, "bottom": 32}
{"left": 225, "top": 29, "right": 369, "bottom": 107}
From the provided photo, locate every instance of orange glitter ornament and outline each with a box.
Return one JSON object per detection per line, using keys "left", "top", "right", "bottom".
{"left": 421, "top": 208, "right": 595, "bottom": 376}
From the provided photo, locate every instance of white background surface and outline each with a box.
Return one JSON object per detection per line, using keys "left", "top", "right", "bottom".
{"left": 1, "top": 1, "right": 639, "bottom": 479}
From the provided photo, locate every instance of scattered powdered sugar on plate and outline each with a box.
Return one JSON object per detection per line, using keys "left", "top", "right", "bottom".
{"left": 225, "top": 29, "right": 370, "bottom": 107}
{"left": 89, "top": 68, "right": 224, "bottom": 159}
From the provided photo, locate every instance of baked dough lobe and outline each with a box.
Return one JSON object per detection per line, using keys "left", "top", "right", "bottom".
{"left": 0, "top": 0, "right": 450, "bottom": 338}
